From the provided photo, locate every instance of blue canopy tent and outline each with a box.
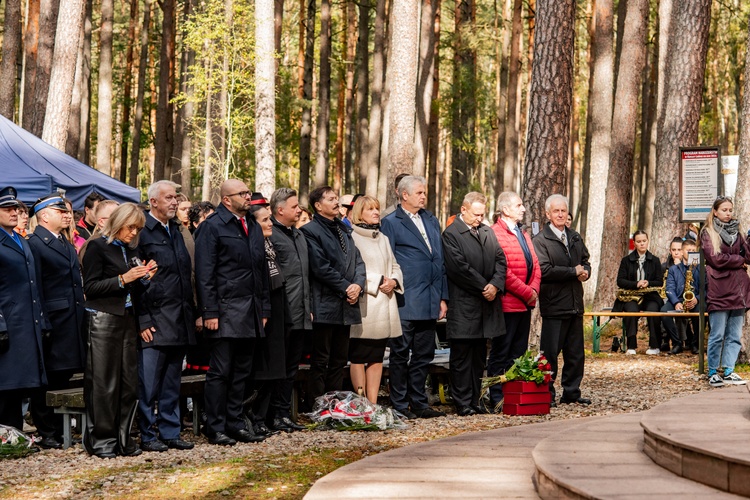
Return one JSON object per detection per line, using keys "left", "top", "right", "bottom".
{"left": 0, "top": 114, "right": 141, "bottom": 210}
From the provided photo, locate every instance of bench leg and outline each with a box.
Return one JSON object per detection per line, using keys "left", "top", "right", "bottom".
{"left": 592, "top": 316, "right": 601, "bottom": 353}
{"left": 291, "top": 386, "right": 298, "bottom": 421}
{"left": 62, "top": 413, "right": 72, "bottom": 449}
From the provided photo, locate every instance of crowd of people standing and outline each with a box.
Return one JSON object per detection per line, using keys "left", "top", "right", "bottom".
{"left": 0, "top": 175, "right": 746, "bottom": 457}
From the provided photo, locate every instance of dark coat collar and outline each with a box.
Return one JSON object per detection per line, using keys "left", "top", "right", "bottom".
{"left": 627, "top": 250, "right": 655, "bottom": 263}
{"left": 144, "top": 211, "right": 177, "bottom": 231}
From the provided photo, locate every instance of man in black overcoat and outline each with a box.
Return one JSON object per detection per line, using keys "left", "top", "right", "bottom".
{"left": 268, "top": 187, "right": 311, "bottom": 431}
{"left": 300, "top": 186, "right": 365, "bottom": 402}
{"left": 28, "top": 194, "right": 85, "bottom": 449}
{"left": 0, "top": 186, "right": 48, "bottom": 430}
{"left": 135, "top": 181, "right": 196, "bottom": 452}
{"left": 533, "top": 194, "right": 592, "bottom": 406}
{"left": 195, "top": 179, "right": 270, "bottom": 446}
{"left": 442, "top": 192, "right": 506, "bottom": 416}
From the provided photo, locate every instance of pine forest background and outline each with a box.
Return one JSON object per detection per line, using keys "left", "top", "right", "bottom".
{"left": 2, "top": 0, "right": 750, "bottom": 315}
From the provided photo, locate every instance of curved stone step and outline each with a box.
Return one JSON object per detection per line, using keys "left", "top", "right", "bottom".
{"left": 533, "top": 413, "right": 742, "bottom": 499}
{"left": 640, "top": 385, "right": 750, "bottom": 496}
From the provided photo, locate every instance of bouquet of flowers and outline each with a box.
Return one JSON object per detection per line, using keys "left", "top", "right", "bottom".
{"left": 481, "top": 350, "right": 553, "bottom": 393}
{"left": 307, "top": 391, "right": 408, "bottom": 431}
{"left": 0, "top": 425, "right": 36, "bottom": 459}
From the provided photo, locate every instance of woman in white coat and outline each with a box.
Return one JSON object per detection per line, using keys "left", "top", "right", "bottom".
{"left": 349, "top": 195, "right": 403, "bottom": 403}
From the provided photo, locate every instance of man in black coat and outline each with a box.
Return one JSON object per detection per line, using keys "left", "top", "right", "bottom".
{"left": 134, "top": 181, "right": 196, "bottom": 452}
{"left": 0, "top": 186, "right": 48, "bottom": 430}
{"left": 268, "top": 187, "right": 311, "bottom": 431}
{"left": 442, "top": 192, "right": 506, "bottom": 416}
{"left": 195, "top": 179, "right": 270, "bottom": 446}
{"left": 532, "top": 194, "right": 592, "bottom": 406}
{"left": 300, "top": 186, "right": 365, "bottom": 403}
{"left": 27, "top": 194, "right": 85, "bottom": 449}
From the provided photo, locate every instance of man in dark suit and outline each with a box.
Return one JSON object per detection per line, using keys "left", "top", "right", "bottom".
{"left": 27, "top": 194, "right": 85, "bottom": 449}
{"left": 0, "top": 186, "right": 48, "bottom": 430}
{"left": 442, "top": 192, "right": 506, "bottom": 416}
{"left": 268, "top": 187, "right": 310, "bottom": 431}
{"left": 135, "top": 181, "right": 196, "bottom": 452}
{"left": 380, "top": 176, "right": 448, "bottom": 419}
{"left": 76, "top": 192, "right": 105, "bottom": 240}
{"left": 532, "top": 194, "right": 592, "bottom": 406}
{"left": 195, "top": 179, "right": 270, "bottom": 446}
{"left": 300, "top": 186, "right": 366, "bottom": 402}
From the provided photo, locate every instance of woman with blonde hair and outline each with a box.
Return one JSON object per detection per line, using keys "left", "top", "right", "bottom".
{"left": 81, "top": 203, "right": 157, "bottom": 458}
{"left": 700, "top": 196, "right": 750, "bottom": 387}
{"left": 349, "top": 195, "right": 403, "bottom": 403}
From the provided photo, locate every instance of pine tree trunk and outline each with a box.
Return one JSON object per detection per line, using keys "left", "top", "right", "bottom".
{"left": 131, "top": 0, "right": 152, "bottom": 187}
{"left": 386, "top": 0, "right": 419, "bottom": 208}
{"left": 0, "top": 0, "right": 22, "bottom": 119}
{"left": 501, "top": 0, "right": 523, "bottom": 194}
{"left": 582, "top": 0, "right": 614, "bottom": 303}
{"left": 79, "top": 0, "right": 92, "bottom": 163}
{"left": 593, "top": 0, "right": 648, "bottom": 310}
{"left": 426, "top": 0, "right": 440, "bottom": 214}
{"left": 119, "top": 0, "right": 138, "bottom": 182}
{"left": 365, "top": 0, "right": 387, "bottom": 197}
{"left": 65, "top": 27, "right": 84, "bottom": 157}
{"left": 521, "top": 0, "right": 575, "bottom": 225}
{"left": 638, "top": 28, "right": 657, "bottom": 234}
{"left": 21, "top": 0, "right": 40, "bottom": 129}
{"left": 333, "top": 1, "right": 348, "bottom": 193}
{"left": 315, "top": 0, "right": 331, "bottom": 187}
{"left": 450, "top": 0, "right": 477, "bottom": 214}
{"left": 28, "top": 0, "right": 60, "bottom": 137}
{"left": 173, "top": 0, "right": 194, "bottom": 195}
{"left": 343, "top": 0, "right": 357, "bottom": 190}
{"left": 154, "top": 0, "right": 176, "bottom": 181}
{"left": 255, "top": 0, "right": 276, "bottom": 198}
{"left": 415, "top": 0, "right": 438, "bottom": 178}
{"left": 355, "top": 0, "right": 369, "bottom": 193}
{"left": 41, "top": 0, "right": 86, "bottom": 150}
{"left": 298, "top": 0, "right": 315, "bottom": 205}
{"left": 96, "top": 0, "right": 114, "bottom": 172}
{"left": 651, "top": 0, "right": 712, "bottom": 255}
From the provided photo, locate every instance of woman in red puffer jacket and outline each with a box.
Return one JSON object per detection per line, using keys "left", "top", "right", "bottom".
{"left": 486, "top": 192, "right": 542, "bottom": 408}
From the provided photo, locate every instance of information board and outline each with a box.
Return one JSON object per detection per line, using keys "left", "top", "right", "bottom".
{"left": 679, "top": 147, "right": 720, "bottom": 223}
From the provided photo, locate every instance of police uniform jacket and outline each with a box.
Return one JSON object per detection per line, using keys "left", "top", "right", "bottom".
{"left": 194, "top": 203, "right": 271, "bottom": 339}
{"left": 28, "top": 225, "right": 85, "bottom": 372}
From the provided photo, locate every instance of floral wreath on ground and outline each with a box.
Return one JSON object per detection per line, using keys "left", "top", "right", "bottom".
{"left": 482, "top": 350, "right": 553, "bottom": 392}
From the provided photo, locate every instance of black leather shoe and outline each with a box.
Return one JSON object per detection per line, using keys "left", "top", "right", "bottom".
{"left": 691, "top": 346, "right": 699, "bottom": 355}
{"left": 164, "top": 438, "right": 195, "bottom": 450}
{"left": 227, "top": 428, "right": 265, "bottom": 443}
{"left": 273, "top": 417, "right": 306, "bottom": 432}
{"left": 456, "top": 406, "right": 477, "bottom": 417}
{"left": 140, "top": 440, "right": 168, "bottom": 452}
{"left": 208, "top": 432, "right": 237, "bottom": 446}
{"left": 471, "top": 404, "right": 490, "bottom": 415}
{"left": 412, "top": 407, "right": 446, "bottom": 419}
{"left": 37, "top": 436, "right": 63, "bottom": 449}
{"left": 560, "top": 397, "right": 592, "bottom": 405}
{"left": 253, "top": 423, "right": 277, "bottom": 438}
{"left": 659, "top": 343, "right": 671, "bottom": 352}
{"left": 669, "top": 345, "right": 684, "bottom": 355}
{"left": 94, "top": 451, "right": 117, "bottom": 459}
{"left": 396, "top": 409, "right": 417, "bottom": 419}
{"left": 121, "top": 445, "right": 143, "bottom": 457}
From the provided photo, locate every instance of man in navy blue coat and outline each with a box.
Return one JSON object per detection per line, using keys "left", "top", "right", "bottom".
{"left": 380, "top": 176, "right": 448, "bottom": 419}
{"left": 0, "top": 186, "right": 48, "bottom": 430}
{"left": 135, "top": 181, "right": 196, "bottom": 452}
{"left": 195, "top": 179, "right": 270, "bottom": 446}
{"left": 27, "top": 194, "right": 85, "bottom": 449}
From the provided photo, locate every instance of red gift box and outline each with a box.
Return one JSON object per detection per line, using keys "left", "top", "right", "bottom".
{"left": 502, "top": 381, "right": 549, "bottom": 394}
{"left": 503, "top": 392, "right": 551, "bottom": 405}
{"left": 502, "top": 403, "right": 551, "bottom": 415}
{"left": 502, "top": 380, "right": 551, "bottom": 416}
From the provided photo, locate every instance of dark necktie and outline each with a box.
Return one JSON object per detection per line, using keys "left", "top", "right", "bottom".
{"left": 240, "top": 217, "right": 248, "bottom": 236}
{"left": 336, "top": 226, "right": 348, "bottom": 254}
{"left": 514, "top": 225, "right": 533, "bottom": 278}
{"left": 470, "top": 226, "right": 479, "bottom": 239}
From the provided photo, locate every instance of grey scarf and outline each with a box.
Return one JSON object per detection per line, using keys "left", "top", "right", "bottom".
{"left": 713, "top": 218, "right": 739, "bottom": 247}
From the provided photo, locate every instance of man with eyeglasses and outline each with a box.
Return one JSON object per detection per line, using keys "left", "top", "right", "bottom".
{"left": 26, "top": 194, "right": 86, "bottom": 449}
{"left": 0, "top": 186, "right": 49, "bottom": 431}
{"left": 194, "top": 179, "right": 270, "bottom": 446}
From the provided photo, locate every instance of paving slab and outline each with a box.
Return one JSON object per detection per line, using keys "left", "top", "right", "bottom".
{"left": 532, "top": 413, "right": 742, "bottom": 499}
{"left": 305, "top": 419, "right": 578, "bottom": 499}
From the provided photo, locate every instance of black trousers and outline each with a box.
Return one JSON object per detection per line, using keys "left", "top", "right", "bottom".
{"left": 204, "top": 338, "right": 254, "bottom": 435}
{"left": 271, "top": 329, "right": 307, "bottom": 419}
{"left": 0, "top": 389, "right": 24, "bottom": 429}
{"left": 487, "top": 311, "right": 531, "bottom": 404}
{"left": 388, "top": 319, "right": 437, "bottom": 412}
{"left": 308, "top": 324, "right": 350, "bottom": 402}
{"left": 660, "top": 303, "right": 699, "bottom": 348}
{"left": 622, "top": 299, "right": 661, "bottom": 349}
{"left": 539, "top": 315, "right": 584, "bottom": 401}
{"left": 30, "top": 369, "right": 75, "bottom": 440}
{"left": 83, "top": 310, "right": 138, "bottom": 456}
{"left": 449, "top": 338, "right": 487, "bottom": 408}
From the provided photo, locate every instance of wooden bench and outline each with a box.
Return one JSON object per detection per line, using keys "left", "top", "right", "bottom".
{"left": 46, "top": 374, "right": 207, "bottom": 449}
{"left": 585, "top": 310, "right": 707, "bottom": 353}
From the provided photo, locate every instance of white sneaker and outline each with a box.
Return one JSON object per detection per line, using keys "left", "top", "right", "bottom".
{"left": 709, "top": 374, "right": 726, "bottom": 387}
{"left": 645, "top": 348, "right": 660, "bottom": 355}
{"left": 625, "top": 349, "right": 637, "bottom": 355}
{"left": 723, "top": 372, "right": 747, "bottom": 385}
